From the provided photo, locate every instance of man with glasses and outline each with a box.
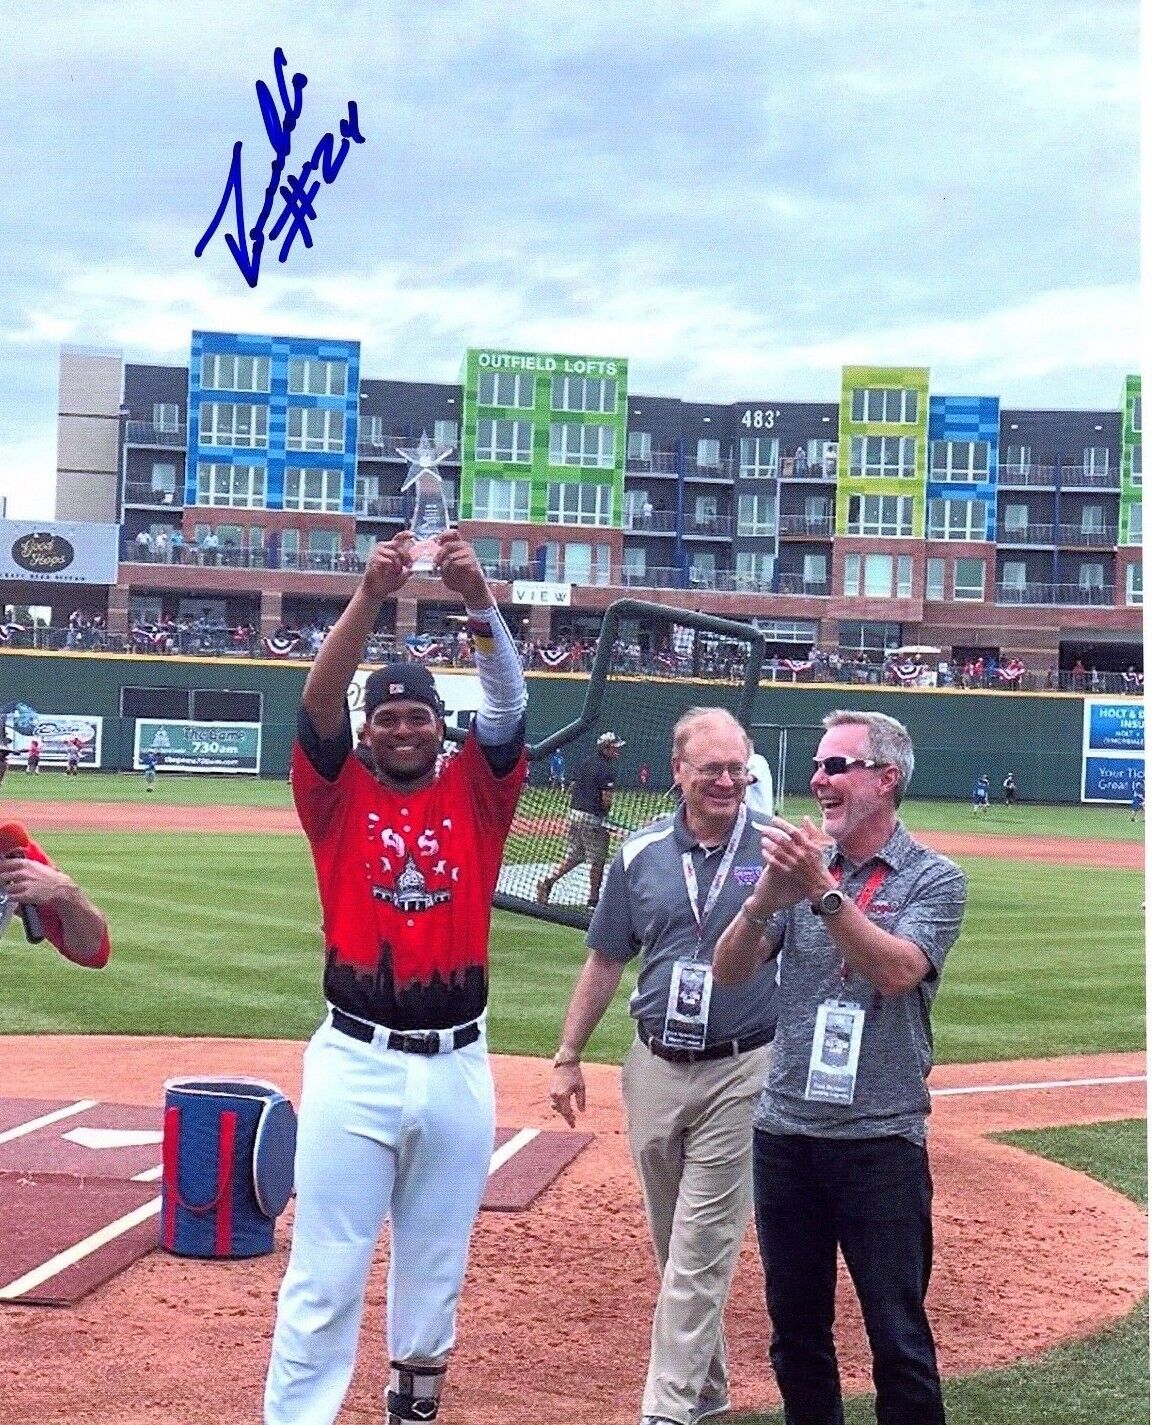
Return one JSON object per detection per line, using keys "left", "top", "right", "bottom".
{"left": 714, "top": 710, "right": 967, "bottom": 1425}
{"left": 549, "top": 707, "right": 777, "bottom": 1425}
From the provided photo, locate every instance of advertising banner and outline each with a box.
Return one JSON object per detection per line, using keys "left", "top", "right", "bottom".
{"left": 1080, "top": 697, "right": 1144, "bottom": 804}
{"left": 134, "top": 719, "right": 261, "bottom": 774}
{"left": 0, "top": 520, "right": 120, "bottom": 584}
{"left": 0, "top": 707, "right": 103, "bottom": 767}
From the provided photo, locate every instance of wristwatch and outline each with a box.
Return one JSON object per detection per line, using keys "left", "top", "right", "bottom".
{"left": 811, "top": 888, "right": 846, "bottom": 917}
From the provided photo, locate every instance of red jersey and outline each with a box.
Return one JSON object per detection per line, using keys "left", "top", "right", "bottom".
{"left": 292, "top": 730, "right": 526, "bottom": 1029}
{"left": 21, "top": 839, "right": 111, "bottom": 969}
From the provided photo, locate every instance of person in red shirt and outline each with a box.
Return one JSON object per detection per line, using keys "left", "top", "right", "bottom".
{"left": 265, "top": 530, "right": 527, "bottom": 1425}
{"left": 0, "top": 834, "right": 110, "bottom": 968}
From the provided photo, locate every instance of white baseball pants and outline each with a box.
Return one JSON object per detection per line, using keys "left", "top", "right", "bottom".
{"left": 264, "top": 1016, "right": 496, "bottom": 1425}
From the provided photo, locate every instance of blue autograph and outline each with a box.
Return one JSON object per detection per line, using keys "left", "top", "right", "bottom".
{"left": 195, "top": 48, "right": 365, "bottom": 288}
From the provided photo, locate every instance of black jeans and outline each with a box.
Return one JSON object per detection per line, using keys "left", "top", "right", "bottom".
{"left": 753, "top": 1130, "right": 945, "bottom": 1425}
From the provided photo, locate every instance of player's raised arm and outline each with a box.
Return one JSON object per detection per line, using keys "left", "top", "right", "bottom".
{"left": 302, "top": 534, "right": 415, "bottom": 739}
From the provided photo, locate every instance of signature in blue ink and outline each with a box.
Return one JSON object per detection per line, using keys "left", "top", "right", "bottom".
{"left": 195, "top": 48, "right": 365, "bottom": 288}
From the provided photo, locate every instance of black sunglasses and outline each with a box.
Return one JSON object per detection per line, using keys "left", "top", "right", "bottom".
{"left": 811, "top": 756, "right": 887, "bottom": 776}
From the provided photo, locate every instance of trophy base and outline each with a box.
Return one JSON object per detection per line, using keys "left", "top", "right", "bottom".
{"left": 409, "top": 538, "right": 440, "bottom": 573}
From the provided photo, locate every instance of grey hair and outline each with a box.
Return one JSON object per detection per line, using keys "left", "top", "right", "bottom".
{"left": 822, "top": 710, "right": 914, "bottom": 806}
{"left": 672, "top": 706, "right": 751, "bottom": 759}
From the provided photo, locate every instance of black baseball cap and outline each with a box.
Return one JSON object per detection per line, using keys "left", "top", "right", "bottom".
{"left": 363, "top": 662, "right": 445, "bottom": 721}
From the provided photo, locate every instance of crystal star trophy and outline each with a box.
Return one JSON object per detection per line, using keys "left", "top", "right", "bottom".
{"left": 398, "top": 431, "right": 455, "bottom": 574}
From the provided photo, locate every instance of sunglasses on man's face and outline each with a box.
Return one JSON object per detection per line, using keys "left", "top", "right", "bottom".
{"left": 811, "top": 756, "right": 887, "bottom": 776}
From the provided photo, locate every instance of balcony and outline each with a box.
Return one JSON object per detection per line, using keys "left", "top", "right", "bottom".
{"left": 357, "top": 435, "right": 461, "bottom": 462}
{"left": 125, "top": 421, "right": 185, "bottom": 448}
{"left": 779, "top": 456, "right": 836, "bottom": 480}
{"left": 622, "top": 509, "right": 677, "bottom": 534}
{"left": 124, "top": 481, "right": 182, "bottom": 507}
{"left": 778, "top": 514, "right": 834, "bottom": 538}
{"left": 996, "top": 464, "right": 1057, "bottom": 488}
{"left": 997, "top": 522, "right": 1056, "bottom": 546}
{"left": 776, "top": 573, "right": 831, "bottom": 596}
{"left": 994, "top": 581, "right": 1115, "bottom": 606}
{"left": 1056, "top": 523, "right": 1118, "bottom": 547}
{"left": 684, "top": 458, "right": 736, "bottom": 482}
{"left": 1058, "top": 465, "right": 1120, "bottom": 490}
{"left": 478, "top": 560, "right": 536, "bottom": 583}
{"left": 354, "top": 494, "right": 409, "bottom": 520}
{"left": 684, "top": 514, "right": 735, "bottom": 538}
{"left": 625, "top": 449, "right": 680, "bottom": 476}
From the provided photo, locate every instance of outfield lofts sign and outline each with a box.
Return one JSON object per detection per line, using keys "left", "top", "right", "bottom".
{"left": 0, "top": 520, "right": 120, "bottom": 584}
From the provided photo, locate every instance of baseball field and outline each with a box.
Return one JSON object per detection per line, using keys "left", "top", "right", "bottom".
{"left": 0, "top": 771, "right": 1146, "bottom": 1424}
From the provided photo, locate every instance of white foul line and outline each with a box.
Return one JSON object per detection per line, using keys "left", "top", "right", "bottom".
{"left": 931, "top": 1074, "right": 1146, "bottom": 1098}
{"left": 489, "top": 1127, "right": 539, "bottom": 1174}
{"left": 0, "top": 1196, "right": 161, "bottom": 1301}
{"left": 0, "top": 1100, "right": 97, "bottom": 1145}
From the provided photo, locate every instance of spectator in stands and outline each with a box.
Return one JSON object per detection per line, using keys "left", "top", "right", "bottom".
{"left": 134, "top": 528, "right": 153, "bottom": 561}
{"left": 170, "top": 528, "right": 184, "bottom": 564}
{"left": 202, "top": 530, "right": 220, "bottom": 566}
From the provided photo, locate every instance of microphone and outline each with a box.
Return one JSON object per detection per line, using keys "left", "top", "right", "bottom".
{"left": 0, "top": 822, "right": 46, "bottom": 944}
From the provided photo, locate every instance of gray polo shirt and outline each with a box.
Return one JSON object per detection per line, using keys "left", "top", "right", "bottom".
{"left": 588, "top": 805, "right": 777, "bottom": 1044}
{"left": 753, "top": 821, "right": 966, "bottom": 1144}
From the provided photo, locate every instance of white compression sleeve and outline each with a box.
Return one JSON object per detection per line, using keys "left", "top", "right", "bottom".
{"left": 465, "top": 604, "right": 527, "bottom": 745}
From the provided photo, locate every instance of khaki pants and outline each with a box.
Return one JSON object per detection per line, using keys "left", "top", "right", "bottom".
{"left": 621, "top": 1035, "right": 772, "bottom": 1424}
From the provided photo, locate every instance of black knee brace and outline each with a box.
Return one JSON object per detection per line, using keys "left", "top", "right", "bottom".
{"left": 387, "top": 1360, "right": 447, "bottom": 1423}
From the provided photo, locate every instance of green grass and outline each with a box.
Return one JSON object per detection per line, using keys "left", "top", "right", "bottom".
{"left": 1, "top": 833, "right": 1143, "bottom": 1064}
{"left": 739, "top": 1119, "right": 1149, "bottom": 1425}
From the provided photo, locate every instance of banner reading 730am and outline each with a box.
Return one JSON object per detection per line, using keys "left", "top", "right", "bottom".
{"left": 133, "top": 719, "right": 262, "bottom": 774}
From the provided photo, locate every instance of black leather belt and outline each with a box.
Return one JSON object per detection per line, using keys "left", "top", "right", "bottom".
{"left": 330, "top": 1008, "right": 481, "bottom": 1055}
{"left": 637, "top": 1019, "right": 774, "bottom": 1064}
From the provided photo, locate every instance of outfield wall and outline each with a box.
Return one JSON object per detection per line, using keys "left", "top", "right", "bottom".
{"left": 0, "top": 649, "right": 1112, "bottom": 802}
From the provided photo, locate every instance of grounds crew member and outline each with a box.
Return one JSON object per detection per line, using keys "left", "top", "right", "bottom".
{"left": 714, "top": 709, "right": 967, "bottom": 1425}
{"left": 263, "top": 530, "right": 527, "bottom": 1425}
{"left": 550, "top": 707, "right": 776, "bottom": 1425}
{"left": 537, "top": 730, "right": 624, "bottom": 909}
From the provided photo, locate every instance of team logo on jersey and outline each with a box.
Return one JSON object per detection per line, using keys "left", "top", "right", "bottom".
{"left": 371, "top": 854, "right": 452, "bottom": 913}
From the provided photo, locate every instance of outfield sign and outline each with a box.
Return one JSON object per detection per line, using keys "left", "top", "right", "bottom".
{"left": 0, "top": 520, "right": 119, "bottom": 584}
{"left": 134, "top": 719, "right": 261, "bottom": 774}
{"left": 0, "top": 710, "right": 103, "bottom": 767}
{"left": 1080, "top": 697, "right": 1144, "bottom": 803}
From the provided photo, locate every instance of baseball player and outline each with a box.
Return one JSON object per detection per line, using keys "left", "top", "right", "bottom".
{"left": 536, "top": 730, "right": 624, "bottom": 909}
{"left": 264, "top": 530, "right": 528, "bottom": 1425}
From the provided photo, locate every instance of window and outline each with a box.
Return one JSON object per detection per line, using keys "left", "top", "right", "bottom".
{"left": 807, "top": 439, "right": 838, "bottom": 475}
{"left": 623, "top": 490, "right": 651, "bottom": 528}
{"left": 475, "top": 418, "right": 534, "bottom": 463}
{"left": 627, "top": 430, "right": 652, "bottom": 462}
{"left": 623, "top": 547, "right": 647, "bottom": 580}
{"left": 863, "top": 555, "right": 893, "bottom": 598}
{"left": 154, "top": 402, "right": 179, "bottom": 431}
{"left": 433, "top": 420, "right": 458, "bottom": 450}
{"left": 1001, "top": 560, "right": 1027, "bottom": 591}
{"left": 308, "top": 528, "right": 339, "bottom": 562}
{"left": 1003, "top": 502, "right": 1029, "bottom": 532}
{"left": 196, "top": 462, "right": 266, "bottom": 508}
{"left": 694, "top": 494, "right": 718, "bottom": 524}
{"left": 150, "top": 462, "right": 177, "bottom": 497}
{"left": 953, "top": 558, "right": 986, "bottom": 601}
{"left": 510, "top": 538, "right": 529, "bottom": 568}
{"left": 1126, "top": 563, "right": 1142, "bottom": 606}
{"left": 849, "top": 436, "right": 917, "bottom": 478}
{"left": 472, "top": 537, "right": 502, "bottom": 569}
{"left": 200, "top": 353, "right": 270, "bottom": 393}
{"left": 550, "top": 423, "right": 616, "bottom": 469}
{"left": 1132, "top": 444, "right": 1142, "bottom": 486}
{"left": 850, "top": 388, "right": 919, "bottom": 423}
{"left": 248, "top": 526, "right": 264, "bottom": 555}
{"left": 1003, "top": 444, "right": 1031, "bottom": 475}
{"left": 545, "top": 482, "right": 614, "bottom": 526}
{"left": 477, "top": 371, "right": 535, "bottom": 408}
{"left": 287, "top": 407, "right": 345, "bottom": 453}
{"left": 287, "top": 358, "right": 346, "bottom": 396}
{"left": 1078, "top": 563, "right": 1104, "bottom": 590}
{"left": 1127, "top": 503, "right": 1142, "bottom": 544}
{"left": 927, "top": 498, "right": 987, "bottom": 541}
{"left": 803, "top": 553, "right": 827, "bottom": 588}
{"left": 804, "top": 495, "right": 831, "bottom": 524}
{"left": 926, "top": 557, "right": 945, "bottom": 600}
{"left": 696, "top": 438, "right": 721, "bottom": 468}
{"left": 846, "top": 494, "right": 913, "bottom": 537}
{"left": 843, "top": 554, "right": 860, "bottom": 596}
{"left": 280, "top": 528, "right": 300, "bottom": 564}
{"left": 200, "top": 402, "right": 268, "bottom": 448}
{"left": 551, "top": 375, "right": 616, "bottom": 414}
{"left": 689, "top": 552, "right": 717, "bottom": 586}
{"left": 739, "top": 437, "right": 779, "bottom": 478}
{"left": 931, "top": 440, "right": 989, "bottom": 482}
{"left": 472, "top": 478, "right": 530, "bottom": 521}
{"left": 737, "top": 493, "right": 776, "bottom": 537}
{"left": 1080, "top": 504, "right": 1104, "bottom": 534}
{"left": 1082, "top": 446, "right": 1110, "bottom": 476}
{"left": 560, "top": 542, "right": 611, "bottom": 586}
{"left": 736, "top": 551, "right": 775, "bottom": 586}
{"left": 1134, "top": 396, "right": 1142, "bottom": 433}
{"left": 897, "top": 554, "right": 913, "bottom": 597}
{"left": 284, "top": 467, "right": 344, "bottom": 512}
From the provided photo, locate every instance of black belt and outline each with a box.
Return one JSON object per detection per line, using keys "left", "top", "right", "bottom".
{"left": 637, "top": 1019, "right": 774, "bottom": 1065}
{"left": 330, "top": 1008, "right": 481, "bottom": 1055}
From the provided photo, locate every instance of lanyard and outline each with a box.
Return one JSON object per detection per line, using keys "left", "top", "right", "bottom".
{"left": 680, "top": 804, "right": 747, "bottom": 954}
{"left": 829, "top": 861, "right": 888, "bottom": 981}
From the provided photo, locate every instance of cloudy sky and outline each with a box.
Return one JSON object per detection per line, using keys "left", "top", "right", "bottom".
{"left": 0, "top": 0, "right": 1139, "bottom": 518}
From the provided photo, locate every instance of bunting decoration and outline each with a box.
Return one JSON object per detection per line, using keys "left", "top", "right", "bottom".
{"left": 407, "top": 640, "right": 443, "bottom": 662}
{"left": 263, "top": 632, "right": 300, "bottom": 658}
{"left": 893, "top": 660, "right": 923, "bottom": 685}
{"left": 537, "top": 647, "right": 571, "bottom": 669}
{"left": 997, "top": 659, "right": 1026, "bottom": 683}
{"left": 0, "top": 623, "right": 26, "bottom": 642}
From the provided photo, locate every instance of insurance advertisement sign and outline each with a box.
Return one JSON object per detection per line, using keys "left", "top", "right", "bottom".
{"left": 1080, "top": 697, "right": 1144, "bottom": 804}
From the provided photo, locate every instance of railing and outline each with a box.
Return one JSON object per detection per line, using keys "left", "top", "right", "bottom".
{"left": 357, "top": 434, "right": 461, "bottom": 462}
{"left": 625, "top": 450, "right": 680, "bottom": 474}
{"left": 994, "top": 581, "right": 1116, "bottom": 606}
{"left": 622, "top": 510, "right": 678, "bottom": 533}
{"left": 778, "top": 514, "right": 834, "bottom": 538}
{"left": 123, "top": 481, "right": 183, "bottom": 506}
{"left": 779, "top": 457, "right": 836, "bottom": 480}
{"left": 684, "top": 514, "right": 735, "bottom": 537}
{"left": 1058, "top": 466, "right": 1120, "bottom": 489}
{"left": 683, "top": 457, "right": 737, "bottom": 480}
{"left": 121, "top": 542, "right": 367, "bottom": 573}
{"left": 774, "top": 573, "right": 831, "bottom": 596}
{"left": 124, "top": 421, "right": 185, "bottom": 447}
{"left": 355, "top": 495, "right": 414, "bottom": 520}
{"left": 996, "top": 523, "right": 1056, "bottom": 545}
